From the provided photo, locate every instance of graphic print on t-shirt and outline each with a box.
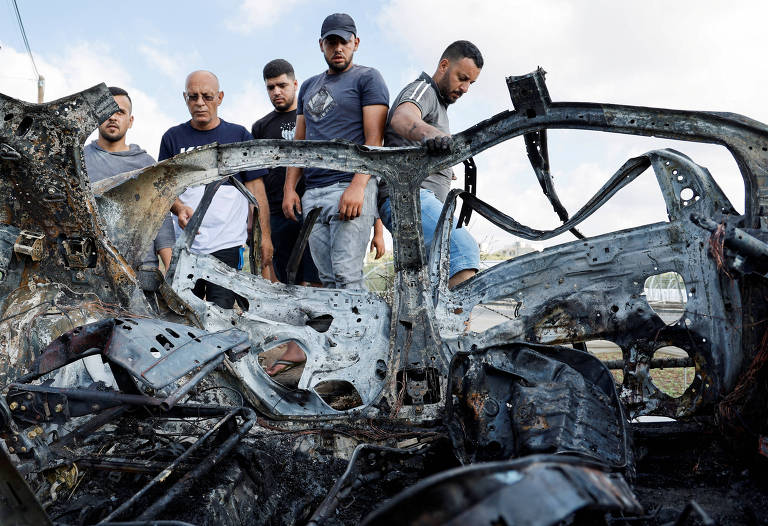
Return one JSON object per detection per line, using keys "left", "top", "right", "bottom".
{"left": 306, "top": 86, "right": 336, "bottom": 120}
{"left": 179, "top": 145, "right": 203, "bottom": 154}
{"left": 281, "top": 122, "right": 295, "bottom": 140}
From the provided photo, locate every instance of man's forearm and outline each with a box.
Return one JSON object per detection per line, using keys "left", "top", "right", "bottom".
{"left": 390, "top": 102, "right": 445, "bottom": 143}
{"left": 257, "top": 198, "right": 271, "bottom": 240}
{"left": 393, "top": 115, "right": 443, "bottom": 142}
{"left": 170, "top": 198, "right": 184, "bottom": 215}
{"left": 408, "top": 120, "right": 444, "bottom": 142}
{"left": 284, "top": 167, "right": 302, "bottom": 194}
{"left": 350, "top": 173, "right": 371, "bottom": 187}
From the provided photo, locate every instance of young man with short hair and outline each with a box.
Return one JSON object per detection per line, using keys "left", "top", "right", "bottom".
{"left": 378, "top": 40, "right": 484, "bottom": 288}
{"left": 252, "top": 59, "right": 320, "bottom": 286}
{"left": 282, "top": 13, "right": 389, "bottom": 291}
{"left": 83, "top": 86, "right": 175, "bottom": 298}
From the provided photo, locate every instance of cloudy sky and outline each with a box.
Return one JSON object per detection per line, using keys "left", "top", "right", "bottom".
{"left": 2, "top": 1, "right": 766, "bottom": 250}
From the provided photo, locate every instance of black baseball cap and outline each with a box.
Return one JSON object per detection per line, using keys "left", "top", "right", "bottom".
{"left": 320, "top": 13, "right": 357, "bottom": 40}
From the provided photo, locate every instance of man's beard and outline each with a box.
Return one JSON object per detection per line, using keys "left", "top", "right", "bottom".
{"left": 100, "top": 129, "right": 126, "bottom": 142}
{"left": 437, "top": 76, "right": 457, "bottom": 105}
{"left": 325, "top": 54, "right": 352, "bottom": 73}
{"left": 273, "top": 96, "right": 295, "bottom": 111}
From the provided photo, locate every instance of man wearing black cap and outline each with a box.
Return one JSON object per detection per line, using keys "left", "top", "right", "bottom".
{"left": 267, "top": 13, "right": 388, "bottom": 376}
{"left": 282, "top": 13, "right": 388, "bottom": 291}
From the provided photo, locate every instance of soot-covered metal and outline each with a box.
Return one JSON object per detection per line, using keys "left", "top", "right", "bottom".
{"left": 1, "top": 68, "right": 768, "bottom": 525}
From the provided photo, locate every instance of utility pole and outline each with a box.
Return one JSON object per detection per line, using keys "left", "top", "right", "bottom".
{"left": 11, "top": 0, "right": 43, "bottom": 103}
{"left": 37, "top": 75, "right": 44, "bottom": 103}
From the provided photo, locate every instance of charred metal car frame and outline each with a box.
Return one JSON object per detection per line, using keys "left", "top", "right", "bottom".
{"left": 140, "top": 67, "right": 765, "bottom": 422}
{"left": 1, "top": 67, "right": 767, "bottom": 524}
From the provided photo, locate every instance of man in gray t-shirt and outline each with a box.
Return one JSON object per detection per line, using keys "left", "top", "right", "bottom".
{"left": 282, "top": 13, "right": 388, "bottom": 291}
{"left": 83, "top": 86, "right": 175, "bottom": 293}
{"left": 378, "top": 41, "right": 483, "bottom": 288}
{"left": 382, "top": 73, "right": 454, "bottom": 203}
{"left": 270, "top": 13, "right": 388, "bottom": 376}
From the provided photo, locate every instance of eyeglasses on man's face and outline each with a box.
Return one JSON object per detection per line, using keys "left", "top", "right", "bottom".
{"left": 184, "top": 92, "right": 218, "bottom": 102}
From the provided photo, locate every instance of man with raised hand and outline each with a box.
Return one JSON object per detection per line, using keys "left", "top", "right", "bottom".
{"left": 83, "top": 86, "right": 175, "bottom": 302}
{"left": 159, "top": 70, "right": 273, "bottom": 309}
{"left": 281, "top": 13, "right": 389, "bottom": 291}
{"left": 252, "top": 59, "right": 320, "bottom": 286}
{"left": 378, "top": 41, "right": 483, "bottom": 288}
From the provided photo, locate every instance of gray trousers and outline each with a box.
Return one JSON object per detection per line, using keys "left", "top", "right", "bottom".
{"left": 302, "top": 179, "right": 376, "bottom": 290}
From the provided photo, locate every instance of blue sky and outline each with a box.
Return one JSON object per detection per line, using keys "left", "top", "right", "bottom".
{"left": 2, "top": 1, "right": 767, "bottom": 250}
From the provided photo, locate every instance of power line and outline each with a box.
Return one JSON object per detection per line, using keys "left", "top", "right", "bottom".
{"left": 10, "top": 0, "right": 39, "bottom": 79}
{"left": 9, "top": 0, "right": 44, "bottom": 102}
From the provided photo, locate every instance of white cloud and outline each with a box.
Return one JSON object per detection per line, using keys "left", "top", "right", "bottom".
{"left": 377, "top": 0, "right": 764, "bottom": 248}
{"left": 138, "top": 38, "right": 197, "bottom": 81}
{"left": 226, "top": 0, "right": 307, "bottom": 33}
{"left": 378, "top": 0, "right": 768, "bottom": 116}
{"left": 0, "top": 40, "right": 175, "bottom": 159}
{"left": 220, "top": 78, "right": 275, "bottom": 130}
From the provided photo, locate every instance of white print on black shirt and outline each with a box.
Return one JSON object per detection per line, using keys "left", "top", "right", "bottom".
{"left": 179, "top": 145, "right": 205, "bottom": 154}
{"left": 281, "top": 122, "right": 295, "bottom": 140}
{"left": 306, "top": 86, "right": 336, "bottom": 120}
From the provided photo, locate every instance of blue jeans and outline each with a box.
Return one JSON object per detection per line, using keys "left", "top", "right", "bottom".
{"left": 301, "top": 179, "right": 377, "bottom": 289}
{"left": 270, "top": 213, "right": 320, "bottom": 284}
{"left": 379, "top": 189, "right": 479, "bottom": 277}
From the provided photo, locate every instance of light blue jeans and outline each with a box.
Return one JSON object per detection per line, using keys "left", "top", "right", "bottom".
{"left": 379, "top": 188, "right": 480, "bottom": 277}
{"left": 302, "top": 179, "right": 376, "bottom": 289}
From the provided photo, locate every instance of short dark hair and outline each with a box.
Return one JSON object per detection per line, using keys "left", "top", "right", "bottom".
{"left": 263, "top": 59, "right": 295, "bottom": 81}
{"left": 440, "top": 40, "right": 483, "bottom": 69}
{"left": 108, "top": 86, "right": 132, "bottom": 111}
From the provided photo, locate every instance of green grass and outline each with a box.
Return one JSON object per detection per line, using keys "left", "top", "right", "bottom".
{"left": 599, "top": 351, "right": 694, "bottom": 398}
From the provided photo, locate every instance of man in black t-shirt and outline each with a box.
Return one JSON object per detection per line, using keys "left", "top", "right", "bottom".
{"left": 252, "top": 59, "right": 320, "bottom": 286}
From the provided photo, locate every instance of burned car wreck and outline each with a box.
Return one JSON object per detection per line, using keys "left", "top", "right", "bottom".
{"left": 2, "top": 68, "right": 768, "bottom": 525}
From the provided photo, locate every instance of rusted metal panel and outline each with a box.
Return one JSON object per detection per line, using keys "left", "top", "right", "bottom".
{"left": 448, "top": 343, "right": 629, "bottom": 469}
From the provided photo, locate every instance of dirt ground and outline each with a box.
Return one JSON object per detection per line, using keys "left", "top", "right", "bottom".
{"left": 633, "top": 430, "right": 768, "bottom": 524}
